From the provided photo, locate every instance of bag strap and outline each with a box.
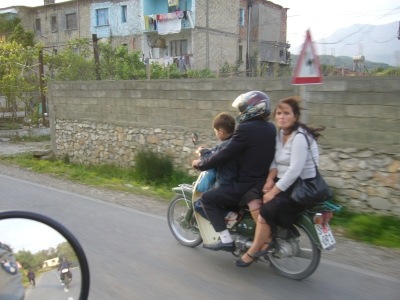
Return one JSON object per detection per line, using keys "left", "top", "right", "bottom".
{"left": 295, "top": 131, "right": 319, "bottom": 173}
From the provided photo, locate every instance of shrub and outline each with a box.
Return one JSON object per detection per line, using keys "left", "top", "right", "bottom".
{"left": 346, "top": 214, "right": 400, "bottom": 248}
{"left": 134, "top": 149, "right": 173, "bottom": 184}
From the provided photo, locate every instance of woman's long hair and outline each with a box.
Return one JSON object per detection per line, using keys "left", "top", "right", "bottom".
{"left": 274, "top": 96, "right": 325, "bottom": 140}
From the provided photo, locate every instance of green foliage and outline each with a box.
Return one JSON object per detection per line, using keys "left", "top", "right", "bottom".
{"left": 1, "top": 151, "right": 196, "bottom": 199}
{"left": 8, "top": 24, "right": 35, "bottom": 48}
{"left": 15, "top": 241, "right": 76, "bottom": 279}
{"left": 0, "top": 15, "right": 21, "bottom": 35}
{"left": 15, "top": 250, "right": 37, "bottom": 270}
{"left": 166, "top": 63, "right": 182, "bottom": 79}
{"left": 331, "top": 209, "right": 400, "bottom": 248}
{"left": 46, "top": 38, "right": 95, "bottom": 81}
{"left": 347, "top": 214, "right": 400, "bottom": 248}
{"left": 57, "top": 241, "right": 77, "bottom": 263}
{"left": 219, "top": 61, "right": 239, "bottom": 75}
{"left": 149, "top": 62, "right": 168, "bottom": 79}
{"left": 134, "top": 149, "right": 173, "bottom": 184}
{"left": 0, "top": 41, "right": 38, "bottom": 120}
{"left": 372, "top": 67, "right": 400, "bottom": 76}
{"left": 186, "top": 68, "right": 215, "bottom": 78}
{"left": 99, "top": 42, "right": 146, "bottom": 80}
{"left": 97, "top": 43, "right": 184, "bottom": 80}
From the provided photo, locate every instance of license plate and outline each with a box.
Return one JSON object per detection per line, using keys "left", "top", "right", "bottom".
{"left": 315, "top": 223, "right": 336, "bottom": 250}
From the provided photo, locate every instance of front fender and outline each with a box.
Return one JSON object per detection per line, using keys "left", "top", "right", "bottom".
{"left": 172, "top": 184, "right": 194, "bottom": 201}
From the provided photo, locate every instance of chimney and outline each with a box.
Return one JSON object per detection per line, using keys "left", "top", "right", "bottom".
{"left": 44, "top": 0, "right": 55, "bottom": 5}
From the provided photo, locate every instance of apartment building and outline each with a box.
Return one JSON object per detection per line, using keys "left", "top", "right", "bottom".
{"left": 0, "top": 0, "right": 289, "bottom": 73}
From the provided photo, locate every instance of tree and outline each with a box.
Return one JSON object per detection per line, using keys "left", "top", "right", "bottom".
{"left": 99, "top": 42, "right": 147, "bottom": 80}
{"left": 9, "top": 24, "right": 35, "bottom": 48}
{"left": 0, "top": 41, "right": 38, "bottom": 120}
{"left": 15, "top": 250, "right": 37, "bottom": 270}
{"left": 0, "top": 15, "right": 20, "bottom": 37}
{"left": 57, "top": 242, "right": 77, "bottom": 263}
{"left": 45, "top": 38, "right": 95, "bottom": 81}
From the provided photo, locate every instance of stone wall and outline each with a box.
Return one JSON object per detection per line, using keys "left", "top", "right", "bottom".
{"left": 47, "top": 77, "right": 400, "bottom": 216}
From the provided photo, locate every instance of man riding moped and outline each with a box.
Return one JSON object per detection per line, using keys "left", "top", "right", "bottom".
{"left": 58, "top": 256, "right": 72, "bottom": 285}
{"left": 192, "top": 91, "right": 276, "bottom": 251}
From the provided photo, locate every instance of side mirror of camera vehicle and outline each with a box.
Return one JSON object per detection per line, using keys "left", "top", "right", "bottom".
{"left": 0, "top": 211, "right": 90, "bottom": 300}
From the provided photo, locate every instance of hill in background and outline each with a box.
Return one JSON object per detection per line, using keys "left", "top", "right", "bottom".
{"left": 291, "top": 22, "right": 400, "bottom": 67}
{"left": 290, "top": 54, "right": 392, "bottom": 72}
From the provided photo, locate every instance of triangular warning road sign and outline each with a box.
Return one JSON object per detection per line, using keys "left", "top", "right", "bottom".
{"left": 292, "top": 30, "right": 323, "bottom": 85}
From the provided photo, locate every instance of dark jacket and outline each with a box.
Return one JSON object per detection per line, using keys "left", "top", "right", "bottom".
{"left": 27, "top": 271, "right": 35, "bottom": 279}
{"left": 198, "top": 119, "right": 276, "bottom": 185}
{"left": 199, "top": 135, "right": 238, "bottom": 187}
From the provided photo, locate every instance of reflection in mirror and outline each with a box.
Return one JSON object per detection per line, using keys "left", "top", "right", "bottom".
{"left": 0, "top": 213, "right": 89, "bottom": 300}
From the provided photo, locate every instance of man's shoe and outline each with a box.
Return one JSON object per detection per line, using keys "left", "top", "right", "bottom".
{"left": 203, "top": 241, "right": 234, "bottom": 252}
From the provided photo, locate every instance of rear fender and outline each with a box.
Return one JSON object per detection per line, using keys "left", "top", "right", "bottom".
{"left": 296, "top": 213, "right": 321, "bottom": 247}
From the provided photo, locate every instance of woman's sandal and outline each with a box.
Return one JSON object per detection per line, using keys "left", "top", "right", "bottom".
{"left": 252, "top": 241, "right": 275, "bottom": 258}
{"left": 234, "top": 252, "right": 257, "bottom": 267}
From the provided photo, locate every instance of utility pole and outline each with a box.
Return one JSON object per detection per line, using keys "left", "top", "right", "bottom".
{"left": 92, "top": 34, "right": 101, "bottom": 80}
{"left": 38, "top": 48, "right": 47, "bottom": 126}
{"left": 246, "top": 1, "right": 252, "bottom": 77}
{"left": 205, "top": 0, "right": 209, "bottom": 69}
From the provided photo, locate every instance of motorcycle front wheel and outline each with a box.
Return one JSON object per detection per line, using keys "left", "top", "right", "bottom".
{"left": 268, "top": 223, "right": 321, "bottom": 280}
{"left": 63, "top": 276, "right": 71, "bottom": 289}
{"left": 167, "top": 195, "right": 203, "bottom": 247}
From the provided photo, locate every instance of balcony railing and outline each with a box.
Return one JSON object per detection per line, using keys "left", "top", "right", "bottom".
{"left": 144, "top": 10, "right": 193, "bottom": 34}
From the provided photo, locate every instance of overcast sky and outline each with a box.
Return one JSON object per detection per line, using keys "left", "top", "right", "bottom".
{"left": 1, "top": 0, "right": 399, "bottom": 53}
{"left": 0, "top": 218, "right": 67, "bottom": 253}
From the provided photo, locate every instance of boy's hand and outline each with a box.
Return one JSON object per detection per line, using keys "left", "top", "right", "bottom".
{"left": 192, "top": 159, "right": 200, "bottom": 169}
{"left": 195, "top": 146, "right": 208, "bottom": 156}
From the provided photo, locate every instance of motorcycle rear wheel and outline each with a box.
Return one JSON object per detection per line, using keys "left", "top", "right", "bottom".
{"left": 167, "top": 195, "right": 203, "bottom": 247}
{"left": 268, "top": 223, "right": 321, "bottom": 280}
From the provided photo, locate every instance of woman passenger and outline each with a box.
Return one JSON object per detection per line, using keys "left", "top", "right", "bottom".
{"left": 235, "top": 96, "right": 325, "bottom": 267}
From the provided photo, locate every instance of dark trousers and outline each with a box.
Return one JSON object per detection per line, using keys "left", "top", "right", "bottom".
{"left": 200, "top": 181, "right": 259, "bottom": 232}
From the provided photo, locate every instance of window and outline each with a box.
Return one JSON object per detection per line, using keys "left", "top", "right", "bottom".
{"left": 121, "top": 5, "right": 127, "bottom": 23}
{"left": 66, "top": 13, "right": 77, "bottom": 30}
{"left": 96, "top": 8, "right": 109, "bottom": 26}
{"left": 239, "top": 8, "right": 245, "bottom": 27}
{"left": 238, "top": 45, "right": 243, "bottom": 63}
{"left": 51, "top": 16, "right": 58, "bottom": 32}
{"left": 170, "top": 40, "right": 187, "bottom": 57}
{"left": 35, "top": 18, "right": 41, "bottom": 34}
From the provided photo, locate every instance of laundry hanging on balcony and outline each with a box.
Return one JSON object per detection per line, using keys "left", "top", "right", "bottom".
{"left": 168, "top": 0, "right": 179, "bottom": 7}
{"left": 157, "top": 18, "right": 182, "bottom": 35}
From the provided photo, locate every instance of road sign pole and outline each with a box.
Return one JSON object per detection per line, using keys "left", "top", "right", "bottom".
{"left": 300, "top": 85, "right": 308, "bottom": 123}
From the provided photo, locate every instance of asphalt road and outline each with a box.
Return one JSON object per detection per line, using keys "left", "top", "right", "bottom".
{"left": 25, "top": 269, "right": 80, "bottom": 300}
{"left": 0, "top": 171, "right": 399, "bottom": 300}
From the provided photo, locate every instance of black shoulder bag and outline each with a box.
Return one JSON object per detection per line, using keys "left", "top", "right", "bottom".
{"left": 290, "top": 132, "right": 332, "bottom": 206}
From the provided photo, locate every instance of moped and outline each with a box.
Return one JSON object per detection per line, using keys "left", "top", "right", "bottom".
{"left": 167, "top": 136, "right": 341, "bottom": 280}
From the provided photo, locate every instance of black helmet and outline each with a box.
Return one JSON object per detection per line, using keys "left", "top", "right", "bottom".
{"left": 232, "top": 91, "right": 271, "bottom": 123}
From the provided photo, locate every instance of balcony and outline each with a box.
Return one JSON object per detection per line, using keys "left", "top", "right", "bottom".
{"left": 143, "top": 10, "right": 193, "bottom": 34}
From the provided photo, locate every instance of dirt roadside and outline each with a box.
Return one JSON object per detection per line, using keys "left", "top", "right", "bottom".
{"left": 1, "top": 140, "right": 399, "bottom": 280}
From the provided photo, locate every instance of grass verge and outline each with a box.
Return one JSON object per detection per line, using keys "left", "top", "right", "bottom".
{"left": 0, "top": 152, "right": 196, "bottom": 201}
